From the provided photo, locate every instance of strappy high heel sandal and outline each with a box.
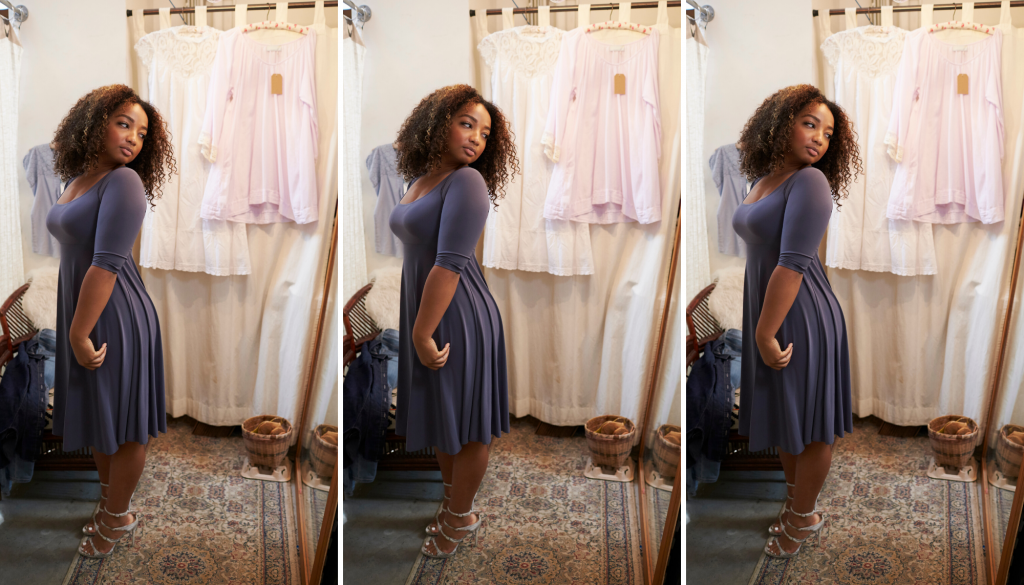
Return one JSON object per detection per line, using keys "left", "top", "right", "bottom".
{"left": 768, "top": 482, "right": 795, "bottom": 537}
{"left": 82, "top": 482, "right": 109, "bottom": 536}
{"left": 421, "top": 506, "right": 483, "bottom": 559}
{"left": 426, "top": 482, "right": 453, "bottom": 536}
{"left": 77, "top": 504, "right": 141, "bottom": 559}
{"left": 764, "top": 507, "right": 827, "bottom": 559}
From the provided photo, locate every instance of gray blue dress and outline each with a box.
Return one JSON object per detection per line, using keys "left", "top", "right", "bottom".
{"left": 45, "top": 167, "right": 166, "bottom": 456}
{"left": 732, "top": 167, "right": 852, "bottom": 455}
{"left": 389, "top": 167, "right": 509, "bottom": 455}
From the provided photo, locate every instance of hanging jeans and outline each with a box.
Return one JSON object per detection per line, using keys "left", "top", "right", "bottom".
{"left": 342, "top": 330, "right": 397, "bottom": 496}
{"left": 0, "top": 330, "right": 55, "bottom": 496}
{"left": 686, "top": 337, "right": 736, "bottom": 491}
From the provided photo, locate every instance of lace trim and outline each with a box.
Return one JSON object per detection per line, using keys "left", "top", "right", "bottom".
{"left": 819, "top": 26, "right": 906, "bottom": 79}
{"left": 477, "top": 26, "right": 563, "bottom": 78}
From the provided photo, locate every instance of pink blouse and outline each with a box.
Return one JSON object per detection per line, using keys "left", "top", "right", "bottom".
{"left": 541, "top": 28, "right": 662, "bottom": 224}
{"left": 885, "top": 28, "right": 1004, "bottom": 224}
{"left": 199, "top": 28, "right": 319, "bottom": 224}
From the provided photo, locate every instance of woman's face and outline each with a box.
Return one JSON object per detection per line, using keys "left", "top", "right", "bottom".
{"left": 788, "top": 102, "right": 833, "bottom": 166}
{"left": 101, "top": 102, "right": 148, "bottom": 166}
{"left": 446, "top": 102, "right": 491, "bottom": 166}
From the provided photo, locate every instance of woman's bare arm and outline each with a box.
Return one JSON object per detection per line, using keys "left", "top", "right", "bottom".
{"left": 755, "top": 266, "right": 802, "bottom": 369}
{"left": 69, "top": 266, "right": 116, "bottom": 369}
{"left": 412, "top": 266, "right": 459, "bottom": 369}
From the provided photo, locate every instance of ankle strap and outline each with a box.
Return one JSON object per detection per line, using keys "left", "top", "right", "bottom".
{"left": 103, "top": 500, "right": 136, "bottom": 518}
{"left": 789, "top": 506, "right": 820, "bottom": 518}
{"left": 100, "top": 482, "right": 110, "bottom": 488}
{"left": 786, "top": 482, "right": 796, "bottom": 488}
{"left": 445, "top": 504, "right": 478, "bottom": 518}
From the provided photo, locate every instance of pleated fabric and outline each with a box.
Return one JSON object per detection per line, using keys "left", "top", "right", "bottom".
{"left": 733, "top": 168, "right": 852, "bottom": 455}
{"left": 47, "top": 168, "right": 166, "bottom": 455}
{"left": 389, "top": 168, "right": 509, "bottom": 455}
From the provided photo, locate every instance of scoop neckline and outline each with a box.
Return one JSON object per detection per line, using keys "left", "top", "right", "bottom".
{"left": 398, "top": 171, "right": 458, "bottom": 206}
{"left": 54, "top": 170, "right": 115, "bottom": 206}
{"left": 581, "top": 28, "right": 657, "bottom": 65}
{"left": 512, "top": 25, "right": 560, "bottom": 43}
{"left": 924, "top": 28, "right": 998, "bottom": 65}
{"left": 741, "top": 171, "right": 799, "bottom": 206}
{"left": 855, "top": 25, "right": 902, "bottom": 43}
{"left": 238, "top": 28, "right": 311, "bottom": 65}
{"left": 170, "top": 25, "right": 216, "bottom": 43}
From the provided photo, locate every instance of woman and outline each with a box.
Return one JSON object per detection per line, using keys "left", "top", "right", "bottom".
{"left": 732, "top": 84, "right": 861, "bottom": 559}
{"left": 46, "top": 84, "right": 176, "bottom": 559}
{"left": 389, "top": 84, "right": 518, "bottom": 559}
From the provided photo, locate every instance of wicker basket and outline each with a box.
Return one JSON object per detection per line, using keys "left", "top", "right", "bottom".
{"left": 310, "top": 424, "right": 339, "bottom": 478}
{"left": 652, "top": 424, "right": 681, "bottom": 478}
{"left": 242, "top": 415, "right": 293, "bottom": 468}
{"left": 927, "top": 415, "right": 979, "bottom": 470}
{"left": 584, "top": 415, "right": 636, "bottom": 469}
{"left": 996, "top": 424, "right": 1024, "bottom": 479}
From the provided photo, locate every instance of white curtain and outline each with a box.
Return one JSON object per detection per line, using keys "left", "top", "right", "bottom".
{"left": 130, "top": 2, "right": 339, "bottom": 427}
{"left": 826, "top": 3, "right": 1024, "bottom": 427}
{"left": 481, "top": 2, "right": 681, "bottom": 431}
{"left": 342, "top": 26, "right": 367, "bottom": 303}
{"left": 0, "top": 26, "right": 24, "bottom": 299}
{"left": 685, "top": 26, "right": 710, "bottom": 302}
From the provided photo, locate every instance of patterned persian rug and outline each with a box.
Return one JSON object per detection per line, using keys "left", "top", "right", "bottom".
{"left": 61, "top": 417, "right": 300, "bottom": 585}
{"left": 404, "top": 417, "right": 643, "bottom": 585}
{"left": 747, "top": 416, "right": 985, "bottom": 585}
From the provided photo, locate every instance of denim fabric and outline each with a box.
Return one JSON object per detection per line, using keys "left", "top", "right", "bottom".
{"left": 686, "top": 338, "right": 734, "bottom": 470}
{"left": 342, "top": 336, "right": 390, "bottom": 465}
{"left": 722, "top": 329, "right": 742, "bottom": 391}
{"left": 378, "top": 329, "right": 399, "bottom": 391}
{"left": 342, "top": 452, "right": 379, "bottom": 497}
{"left": 0, "top": 455, "right": 35, "bottom": 497}
{"left": 0, "top": 337, "right": 49, "bottom": 469}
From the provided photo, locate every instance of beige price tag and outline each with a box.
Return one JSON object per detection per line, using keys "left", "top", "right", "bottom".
{"left": 957, "top": 73, "right": 969, "bottom": 95}
{"left": 271, "top": 73, "right": 283, "bottom": 95}
{"left": 614, "top": 73, "right": 626, "bottom": 95}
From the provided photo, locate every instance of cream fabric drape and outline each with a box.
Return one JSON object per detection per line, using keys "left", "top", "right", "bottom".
{"left": 685, "top": 26, "right": 709, "bottom": 302}
{"left": 342, "top": 27, "right": 367, "bottom": 303}
{"left": 0, "top": 26, "right": 24, "bottom": 299}
{"left": 826, "top": 2, "right": 1023, "bottom": 426}
{"left": 813, "top": 13, "right": 834, "bottom": 100}
{"left": 132, "top": 2, "right": 339, "bottom": 427}
{"left": 482, "top": 2, "right": 681, "bottom": 430}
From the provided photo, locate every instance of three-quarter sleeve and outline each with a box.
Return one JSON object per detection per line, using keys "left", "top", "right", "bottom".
{"left": 778, "top": 169, "right": 832, "bottom": 274}
{"left": 198, "top": 29, "right": 236, "bottom": 164}
{"left": 541, "top": 30, "right": 581, "bottom": 164}
{"left": 883, "top": 31, "right": 920, "bottom": 164}
{"left": 435, "top": 168, "right": 490, "bottom": 274}
{"left": 92, "top": 168, "right": 147, "bottom": 273}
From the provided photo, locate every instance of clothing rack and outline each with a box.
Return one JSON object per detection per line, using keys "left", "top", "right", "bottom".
{"left": 126, "top": 1, "right": 338, "bottom": 17}
{"left": 813, "top": 1, "right": 1024, "bottom": 17}
{"left": 470, "top": 1, "right": 682, "bottom": 17}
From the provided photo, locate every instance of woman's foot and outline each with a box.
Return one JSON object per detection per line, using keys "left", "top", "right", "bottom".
{"left": 422, "top": 509, "right": 479, "bottom": 556}
{"left": 78, "top": 509, "right": 136, "bottom": 556}
{"left": 765, "top": 510, "right": 822, "bottom": 555}
{"left": 426, "top": 484, "right": 452, "bottom": 535}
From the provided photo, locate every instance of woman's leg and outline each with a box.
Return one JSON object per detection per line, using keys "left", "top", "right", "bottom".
{"left": 769, "top": 450, "right": 798, "bottom": 533}
{"left": 427, "top": 449, "right": 455, "bottom": 533}
{"left": 85, "top": 449, "right": 112, "bottom": 532}
{"left": 768, "top": 441, "right": 832, "bottom": 555}
{"left": 81, "top": 442, "right": 147, "bottom": 555}
{"left": 425, "top": 441, "right": 490, "bottom": 555}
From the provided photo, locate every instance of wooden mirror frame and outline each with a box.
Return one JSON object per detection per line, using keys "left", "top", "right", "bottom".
{"left": 294, "top": 207, "right": 339, "bottom": 585}
{"left": 637, "top": 203, "right": 681, "bottom": 585}
{"left": 981, "top": 193, "right": 1024, "bottom": 585}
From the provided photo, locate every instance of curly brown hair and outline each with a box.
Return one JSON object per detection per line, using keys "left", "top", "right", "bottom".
{"left": 52, "top": 84, "right": 176, "bottom": 209}
{"left": 737, "top": 84, "right": 862, "bottom": 208}
{"left": 393, "top": 84, "right": 518, "bottom": 208}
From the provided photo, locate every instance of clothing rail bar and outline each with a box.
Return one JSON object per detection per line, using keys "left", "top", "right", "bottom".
{"left": 127, "top": 1, "right": 338, "bottom": 17}
{"left": 813, "top": 1, "right": 1024, "bottom": 17}
{"left": 0, "top": 0, "right": 27, "bottom": 25}
{"left": 470, "top": 1, "right": 681, "bottom": 17}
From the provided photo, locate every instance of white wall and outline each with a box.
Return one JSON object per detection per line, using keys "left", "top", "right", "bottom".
{"left": 15, "top": 1, "right": 127, "bottom": 280}
{"left": 358, "top": 0, "right": 471, "bottom": 277}
{"left": 700, "top": 0, "right": 815, "bottom": 277}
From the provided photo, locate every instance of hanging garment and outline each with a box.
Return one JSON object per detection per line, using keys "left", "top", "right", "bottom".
{"left": 821, "top": 26, "right": 937, "bottom": 276}
{"left": 199, "top": 27, "right": 319, "bottom": 224}
{"left": 708, "top": 144, "right": 747, "bottom": 258}
{"left": 22, "top": 145, "right": 62, "bottom": 258}
{"left": 365, "top": 144, "right": 404, "bottom": 258}
{"left": 885, "top": 27, "right": 1004, "bottom": 224}
{"left": 142, "top": 3, "right": 338, "bottom": 427}
{"left": 136, "top": 26, "right": 251, "bottom": 276}
{"left": 342, "top": 26, "right": 367, "bottom": 302}
{"left": 482, "top": 1, "right": 681, "bottom": 427}
{"left": 542, "top": 27, "right": 662, "bottom": 224}
{"left": 686, "top": 27, "right": 710, "bottom": 301}
{"left": 0, "top": 27, "right": 23, "bottom": 298}
{"left": 470, "top": 11, "right": 491, "bottom": 101}
{"left": 479, "top": 25, "right": 594, "bottom": 276}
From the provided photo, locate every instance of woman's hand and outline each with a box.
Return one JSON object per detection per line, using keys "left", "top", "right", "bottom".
{"left": 756, "top": 335, "right": 792, "bottom": 370}
{"left": 71, "top": 335, "right": 107, "bottom": 370}
{"left": 414, "top": 336, "right": 450, "bottom": 370}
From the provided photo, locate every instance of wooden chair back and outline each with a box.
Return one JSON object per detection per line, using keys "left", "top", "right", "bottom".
{"left": 0, "top": 284, "right": 38, "bottom": 370}
{"left": 343, "top": 283, "right": 382, "bottom": 368}
{"left": 686, "top": 282, "right": 725, "bottom": 368}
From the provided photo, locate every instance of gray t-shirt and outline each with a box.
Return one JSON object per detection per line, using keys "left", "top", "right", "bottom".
{"left": 366, "top": 144, "right": 404, "bottom": 258}
{"left": 23, "top": 144, "right": 62, "bottom": 258}
{"left": 709, "top": 144, "right": 747, "bottom": 258}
